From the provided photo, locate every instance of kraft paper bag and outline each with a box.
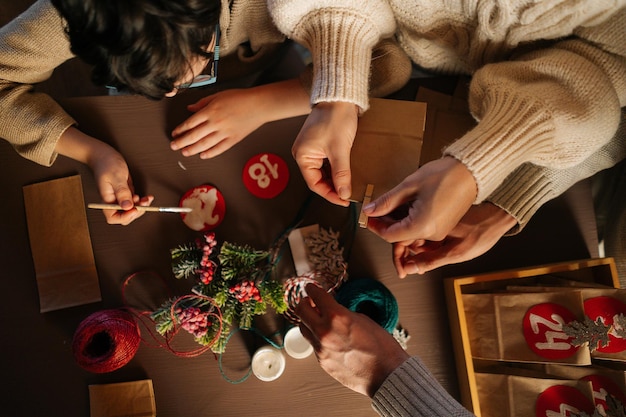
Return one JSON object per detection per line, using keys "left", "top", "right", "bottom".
{"left": 349, "top": 98, "right": 426, "bottom": 203}
{"left": 544, "top": 363, "right": 626, "bottom": 403}
{"left": 89, "top": 379, "right": 156, "bottom": 417}
{"left": 504, "top": 287, "right": 626, "bottom": 362}
{"left": 463, "top": 291, "right": 591, "bottom": 365}
{"left": 475, "top": 373, "right": 595, "bottom": 417}
{"left": 23, "top": 175, "right": 101, "bottom": 312}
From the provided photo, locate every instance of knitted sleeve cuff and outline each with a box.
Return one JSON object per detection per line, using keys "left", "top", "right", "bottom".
{"left": 444, "top": 39, "right": 623, "bottom": 203}
{"left": 13, "top": 110, "right": 76, "bottom": 167}
{"left": 443, "top": 89, "right": 556, "bottom": 203}
{"left": 487, "top": 163, "right": 557, "bottom": 235}
{"left": 489, "top": 112, "right": 626, "bottom": 235}
{"left": 268, "top": 0, "right": 396, "bottom": 112}
{"left": 297, "top": 9, "right": 388, "bottom": 112}
{"left": 372, "top": 357, "right": 474, "bottom": 417}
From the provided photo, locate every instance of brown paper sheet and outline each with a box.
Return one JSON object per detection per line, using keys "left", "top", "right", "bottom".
{"left": 23, "top": 175, "right": 101, "bottom": 312}
{"left": 89, "top": 379, "right": 156, "bottom": 417}
{"left": 349, "top": 98, "right": 426, "bottom": 202}
{"left": 416, "top": 87, "right": 477, "bottom": 165}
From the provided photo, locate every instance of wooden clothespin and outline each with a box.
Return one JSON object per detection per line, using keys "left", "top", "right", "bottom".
{"left": 358, "top": 184, "right": 375, "bottom": 228}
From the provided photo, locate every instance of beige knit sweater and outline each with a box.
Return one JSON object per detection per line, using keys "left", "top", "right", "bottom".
{"left": 269, "top": 0, "right": 626, "bottom": 203}
{"left": 2, "top": 0, "right": 625, "bottom": 233}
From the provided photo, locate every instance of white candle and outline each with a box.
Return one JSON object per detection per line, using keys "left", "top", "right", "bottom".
{"left": 251, "top": 346, "right": 285, "bottom": 382}
{"left": 283, "top": 326, "right": 314, "bottom": 359}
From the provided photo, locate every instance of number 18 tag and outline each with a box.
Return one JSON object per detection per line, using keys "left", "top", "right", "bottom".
{"left": 242, "top": 153, "right": 289, "bottom": 199}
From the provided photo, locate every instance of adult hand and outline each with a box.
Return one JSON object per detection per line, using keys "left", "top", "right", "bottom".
{"left": 89, "top": 145, "right": 154, "bottom": 225}
{"left": 292, "top": 101, "right": 359, "bottom": 207}
{"left": 365, "top": 156, "right": 478, "bottom": 242}
{"left": 171, "top": 88, "right": 266, "bottom": 159}
{"left": 296, "top": 284, "right": 410, "bottom": 398}
{"left": 393, "top": 202, "right": 517, "bottom": 277}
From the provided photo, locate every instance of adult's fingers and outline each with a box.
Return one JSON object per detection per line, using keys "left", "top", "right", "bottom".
{"left": 296, "top": 297, "right": 321, "bottom": 328}
{"left": 327, "top": 152, "right": 352, "bottom": 202}
{"left": 362, "top": 179, "right": 417, "bottom": 218}
{"left": 303, "top": 283, "right": 338, "bottom": 313}
{"left": 297, "top": 159, "right": 347, "bottom": 206}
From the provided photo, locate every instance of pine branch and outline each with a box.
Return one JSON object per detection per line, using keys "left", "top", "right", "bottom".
{"left": 171, "top": 243, "right": 202, "bottom": 280}
{"left": 218, "top": 242, "right": 269, "bottom": 282}
{"left": 259, "top": 279, "right": 287, "bottom": 314}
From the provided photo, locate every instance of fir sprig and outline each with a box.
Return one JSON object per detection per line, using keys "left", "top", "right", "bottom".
{"left": 152, "top": 228, "right": 346, "bottom": 355}
{"left": 153, "top": 233, "right": 287, "bottom": 354}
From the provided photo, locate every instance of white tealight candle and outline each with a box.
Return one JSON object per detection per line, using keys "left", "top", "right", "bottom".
{"left": 251, "top": 346, "right": 286, "bottom": 382}
{"left": 283, "top": 326, "right": 314, "bottom": 359}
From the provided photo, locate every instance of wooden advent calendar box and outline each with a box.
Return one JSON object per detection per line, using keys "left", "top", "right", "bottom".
{"left": 444, "top": 258, "right": 622, "bottom": 416}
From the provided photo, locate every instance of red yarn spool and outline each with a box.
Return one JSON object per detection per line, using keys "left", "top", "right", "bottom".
{"left": 72, "top": 309, "right": 141, "bottom": 373}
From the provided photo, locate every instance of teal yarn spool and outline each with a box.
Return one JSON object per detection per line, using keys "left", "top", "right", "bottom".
{"left": 334, "top": 277, "right": 398, "bottom": 333}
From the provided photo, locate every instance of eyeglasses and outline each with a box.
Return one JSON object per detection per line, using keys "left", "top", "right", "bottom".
{"left": 175, "top": 24, "right": 221, "bottom": 90}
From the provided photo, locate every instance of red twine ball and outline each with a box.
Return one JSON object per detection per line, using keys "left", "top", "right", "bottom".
{"left": 72, "top": 309, "right": 141, "bottom": 373}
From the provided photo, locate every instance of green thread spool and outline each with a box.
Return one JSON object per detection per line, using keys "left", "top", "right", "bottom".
{"left": 335, "top": 277, "right": 399, "bottom": 333}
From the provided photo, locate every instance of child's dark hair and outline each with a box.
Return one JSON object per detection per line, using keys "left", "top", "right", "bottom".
{"left": 50, "top": 0, "right": 220, "bottom": 99}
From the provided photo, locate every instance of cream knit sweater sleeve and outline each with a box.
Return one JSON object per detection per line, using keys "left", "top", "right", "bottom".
{"left": 0, "top": 0, "right": 76, "bottom": 167}
{"left": 489, "top": 109, "right": 626, "bottom": 235}
{"left": 445, "top": 8, "right": 626, "bottom": 202}
{"left": 268, "top": 0, "right": 396, "bottom": 113}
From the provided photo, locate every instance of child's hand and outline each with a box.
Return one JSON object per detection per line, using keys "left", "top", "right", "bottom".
{"left": 291, "top": 101, "right": 359, "bottom": 207}
{"left": 88, "top": 146, "right": 154, "bottom": 225}
{"left": 55, "top": 127, "right": 154, "bottom": 225}
{"left": 171, "top": 89, "right": 266, "bottom": 159}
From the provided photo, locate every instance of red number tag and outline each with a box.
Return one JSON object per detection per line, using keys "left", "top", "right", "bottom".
{"left": 242, "top": 153, "right": 289, "bottom": 199}
{"left": 523, "top": 303, "right": 579, "bottom": 359}
{"left": 179, "top": 185, "right": 226, "bottom": 231}
{"left": 581, "top": 374, "right": 626, "bottom": 413}
{"left": 535, "top": 385, "right": 595, "bottom": 417}
{"left": 584, "top": 296, "right": 626, "bottom": 353}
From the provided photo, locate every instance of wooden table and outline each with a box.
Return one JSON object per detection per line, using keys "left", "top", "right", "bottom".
{"left": 0, "top": 89, "right": 598, "bottom": 417}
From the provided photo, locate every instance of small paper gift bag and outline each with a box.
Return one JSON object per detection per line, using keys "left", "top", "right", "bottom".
{"left": 504, "top": 287, "right": 626, "bottom": 361}
{"left": 89, "top": 379, "right": 156, "bottom": 417}
{"left": 23, "top": 175, "right": 101, "bottom": 312}
{"left": 580, "top": 288, "right": 626, "bottom": 362}
{"left": 543, "top": 363, "right": 626, "bottom": 413}
{"left": 475, "top": 373, "right": 595, "bottom": 417}
{"left": 463, "top": 291, "right": 591, "bottom": 364}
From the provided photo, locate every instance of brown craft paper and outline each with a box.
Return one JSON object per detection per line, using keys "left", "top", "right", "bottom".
{"left": 23, "top": 175, "right": 101, "bottom": 312}
{"left": 416, "top": 87, "right": 477, "bottom": 165}
{"left": 463, "top": 291, "right": 591, "bottom": 365}
{"left": 475, "top": 373, "right": 595, "bottom": 417}
{"left": 349, "top": 98, "right": 427, "bottom": 202}
{"left": 89, "top": 379, "right": 156, "bottom": 417}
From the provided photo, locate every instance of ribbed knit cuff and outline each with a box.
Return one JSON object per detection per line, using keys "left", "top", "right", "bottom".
{"left": 444, "top": 90, "right": 555, "bottom": 203}
{"left": 294, "top": 9, "right": 383, "bottom": 113}
{"left": 372, "top": 357, "right": 475, "bottom": 417}
{"left": 10, "top": 96, "right": 76, "bottom": 167}
{"left": 487, "top": 164, "right": 556, "bottom": 235}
